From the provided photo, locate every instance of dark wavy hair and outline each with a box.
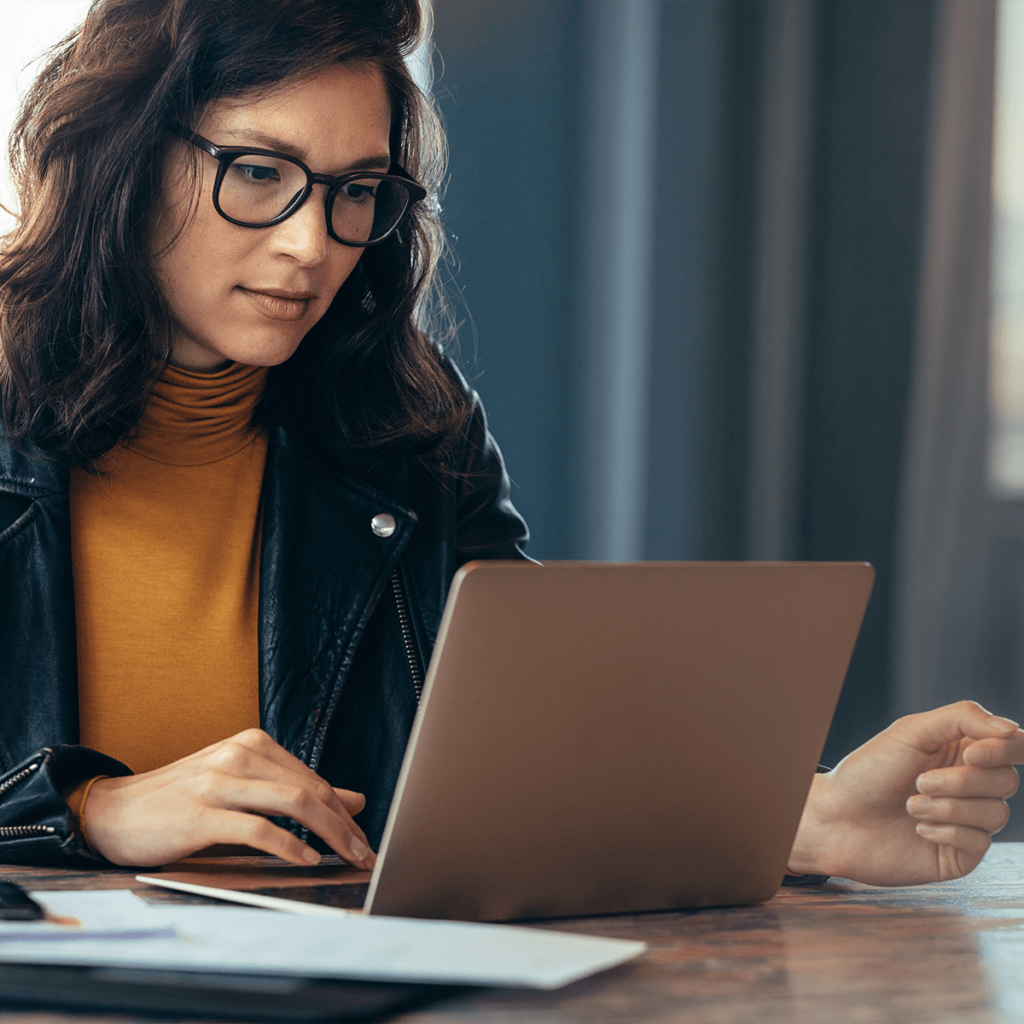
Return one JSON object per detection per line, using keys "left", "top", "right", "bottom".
{"left": 0, "top": 0, "right": 467, "bottom": 471}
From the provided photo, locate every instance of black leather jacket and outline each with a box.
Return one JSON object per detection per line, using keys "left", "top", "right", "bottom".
{"left": 0, "top": 388, "right": 529, "bottom": 865}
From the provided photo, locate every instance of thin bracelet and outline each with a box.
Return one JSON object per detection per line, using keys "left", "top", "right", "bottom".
{"left": 75, "top": 775, "right": 111, "bottom": 853}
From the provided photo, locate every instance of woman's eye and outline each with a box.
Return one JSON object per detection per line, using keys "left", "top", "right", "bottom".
{"left": 232, "top": 162, "right": 280, "bottom": 184}
{"left": 341, "top": 182, "right": 377, "bottom": 202}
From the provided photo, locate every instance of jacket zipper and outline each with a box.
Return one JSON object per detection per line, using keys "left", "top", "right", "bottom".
{"left": 391, "top": 569, "right": 424, "bottom": 703}
{"left": 0, "top": 761, "right": 55, "bottom": 838}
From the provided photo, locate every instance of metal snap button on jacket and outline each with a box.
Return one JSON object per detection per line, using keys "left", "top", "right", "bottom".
{"left": 371, "top": 513, "right": 397, "bottom": 538}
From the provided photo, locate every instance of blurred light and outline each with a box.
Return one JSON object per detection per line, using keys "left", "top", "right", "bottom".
{"left": 988, "top": 0, "right": 1024, "bottom": 495}
{"left": 0, "top": 1, "right": 92, "bottom": 235}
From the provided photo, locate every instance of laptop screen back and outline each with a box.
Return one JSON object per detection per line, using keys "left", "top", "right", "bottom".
{"left": 365, "top": 561, "right": 873, "bottom": 921}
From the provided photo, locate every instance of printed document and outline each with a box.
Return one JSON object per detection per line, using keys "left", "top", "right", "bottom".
{"left": 0, "top": 890, "right": 645, "bottom": 989}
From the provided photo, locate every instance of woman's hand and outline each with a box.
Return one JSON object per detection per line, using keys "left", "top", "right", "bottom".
{"left": 83, "top": 729, "right": 375, "bottom": 869}
{"left": 787, "top": 701, "right": 1024, "bottom": 886}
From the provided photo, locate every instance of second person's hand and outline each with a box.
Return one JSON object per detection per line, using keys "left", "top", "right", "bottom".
{"left": 788, "top": 701, "right": 1022, "bottom": 885}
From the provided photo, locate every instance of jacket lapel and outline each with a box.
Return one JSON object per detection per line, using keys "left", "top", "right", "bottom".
{"left": 258, "top": 428, "right": 416, "bottom": 770}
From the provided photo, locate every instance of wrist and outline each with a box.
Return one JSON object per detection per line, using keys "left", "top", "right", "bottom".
{"left": 76, "top": 775, "right": 112, "bottom": 853}
{"left": 786, "top": 771, "right": 834, "bottom": 876}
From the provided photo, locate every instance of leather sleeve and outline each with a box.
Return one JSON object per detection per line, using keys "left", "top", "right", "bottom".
{"left": 780, "top": 871, "right": 830, "bottom": 887}
{"left": 0, "top": 745, "right": 132, "bottom": 866}
{"left": 454, "top": 391, "right": 533, "bottom": 564}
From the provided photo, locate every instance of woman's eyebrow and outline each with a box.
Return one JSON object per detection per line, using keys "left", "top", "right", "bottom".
{"left": 229, "top": 127, "right": 391, "bottom": 172}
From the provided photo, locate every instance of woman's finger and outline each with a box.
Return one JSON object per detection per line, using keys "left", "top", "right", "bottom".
{"left": 914, "top": 822, "right": 992, "bottom": 861}
{"left": 187, "top": 735, "right": 373, "bottom": 852}
{"left": 201, "top": 772, "right": 375, "bottom": 868}
{"left": 334, "top": 788, "right": 366, "bottom": 815}
{"left": 906, "top": 794, "right": 1011, "bottom": 835}
{"left": 916, "top": 764, "right": 1019, "bottom": 799}
{"left": 962, "top": 734, "right": 1024, "bottom": 769}
{"left": 201, "top": 808, "right": 323, "bottom": 866}
{"left": 226, "top": 732, "right": 370, "bottom": 828}
{"left": 890, "top": 701, "right": 1021, "bottom": 753}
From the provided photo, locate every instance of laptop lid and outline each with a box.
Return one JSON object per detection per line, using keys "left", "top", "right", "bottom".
{"left": 365, "top": 561, "right": 873, "bottom": 921}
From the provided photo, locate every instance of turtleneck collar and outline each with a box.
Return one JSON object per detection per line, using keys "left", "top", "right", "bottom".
{"left": 127, "top": 361, "right": 269, "bottom": 467}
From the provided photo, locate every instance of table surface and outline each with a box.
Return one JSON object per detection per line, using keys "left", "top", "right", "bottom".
{"left": 2, "top": 843, "right": 1024, "bottom": 1024}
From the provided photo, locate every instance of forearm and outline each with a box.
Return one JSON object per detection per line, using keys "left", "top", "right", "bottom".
{"left": 787, "top": 772, "right": 835, "bottom": 877}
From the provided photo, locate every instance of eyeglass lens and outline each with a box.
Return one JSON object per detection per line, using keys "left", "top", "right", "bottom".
{"left": 218, "top": 153, "right": 412, "bottom": 243}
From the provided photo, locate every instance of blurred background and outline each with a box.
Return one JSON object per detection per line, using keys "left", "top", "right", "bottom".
{"left": 3, "top": 0, "right": 1023, "bottom": 833}
{"left": 429, "top": 0, "right": 1024, "bottom": 838}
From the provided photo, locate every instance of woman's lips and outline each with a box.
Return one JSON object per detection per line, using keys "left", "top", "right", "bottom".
{"left": 237, "top": 286, "right": 314, "bottom": 322}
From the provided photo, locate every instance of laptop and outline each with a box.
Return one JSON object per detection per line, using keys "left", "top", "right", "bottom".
{"left": 148, "top": 561, "right": 873, "bottom": 921}
{"left": 364, "top": 560, "right": 873, "bottom": 920}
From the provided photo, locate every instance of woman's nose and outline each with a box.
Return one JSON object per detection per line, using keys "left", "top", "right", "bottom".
{"left": 269, "top": 186, "right": 329, "bottom": 265}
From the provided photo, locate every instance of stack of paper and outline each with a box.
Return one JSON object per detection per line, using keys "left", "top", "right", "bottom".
{"left": 0, "top": 891, "right": 645, "bottom": 990}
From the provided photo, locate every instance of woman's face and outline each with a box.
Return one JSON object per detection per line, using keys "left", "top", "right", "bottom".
{"left": 151, "top": 64, "right": 392, "bottom": 372}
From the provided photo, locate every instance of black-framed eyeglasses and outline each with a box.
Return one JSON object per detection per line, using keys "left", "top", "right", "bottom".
{"left": 170, "top": 124, "right": 427, "bottom": 247}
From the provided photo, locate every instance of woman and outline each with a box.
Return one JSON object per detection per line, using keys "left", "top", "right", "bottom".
{"left": 0, "top": 0, "right": 1021, "bottom": 886}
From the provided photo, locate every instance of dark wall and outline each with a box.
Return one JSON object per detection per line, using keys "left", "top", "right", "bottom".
{"left": 798, "top": 0, "right": 936, "bottom": 762}
{"left": 433, "top": 0, "right": 719, "bottom": 561}
{"left": 431, "top": 1, "right": 582, "bottom": 559}
{"left": 431, "top": 1, "right": 941, "bottom": 763}
{"left": 644, "top": 1, "right": 719, "bottom": 562}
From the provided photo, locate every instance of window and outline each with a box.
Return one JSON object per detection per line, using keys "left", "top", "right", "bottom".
{"left": 989, "top": 0, "right": 1024, "bottom": 495}
{"left": 0, "top": 1, "right": 93, "bottom": 237}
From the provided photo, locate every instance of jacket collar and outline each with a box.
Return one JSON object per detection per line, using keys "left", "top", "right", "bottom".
{"left": 0, "top": 437, "right": 68, "bottom": 498}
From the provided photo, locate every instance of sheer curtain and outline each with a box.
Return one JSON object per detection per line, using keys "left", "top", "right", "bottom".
{"left": 893, "top": 0, "right": 999, "bottom": 718}
{"left": 430, "top": 0, "right": 1010, "bottom": 770}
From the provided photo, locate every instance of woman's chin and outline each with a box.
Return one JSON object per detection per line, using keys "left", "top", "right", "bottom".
{"left": 169, "top": 333, "right": 304, "bottom": 372}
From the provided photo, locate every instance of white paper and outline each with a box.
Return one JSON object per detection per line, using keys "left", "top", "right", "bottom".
{"left": 0, "top": 890, "right": 645, "bottom": 989}
{"left": 0, "top": 890, "right": 175, "bottom": 943}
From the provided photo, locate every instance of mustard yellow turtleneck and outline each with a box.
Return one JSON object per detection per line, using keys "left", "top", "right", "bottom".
{"left": 69, "top": 360, "right": 268, "bottom": 776}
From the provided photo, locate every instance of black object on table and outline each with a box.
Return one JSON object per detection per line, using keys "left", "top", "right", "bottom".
{"left": 0, "top": 963, "right": 458, "bottom": 1022}
{"left": 0, "top": 881, "right": 44, "bottom": 921}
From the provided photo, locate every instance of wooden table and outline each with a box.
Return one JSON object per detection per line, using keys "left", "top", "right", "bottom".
{"left": 2, "top": 843, "right": 1024, "bottom": 1023}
